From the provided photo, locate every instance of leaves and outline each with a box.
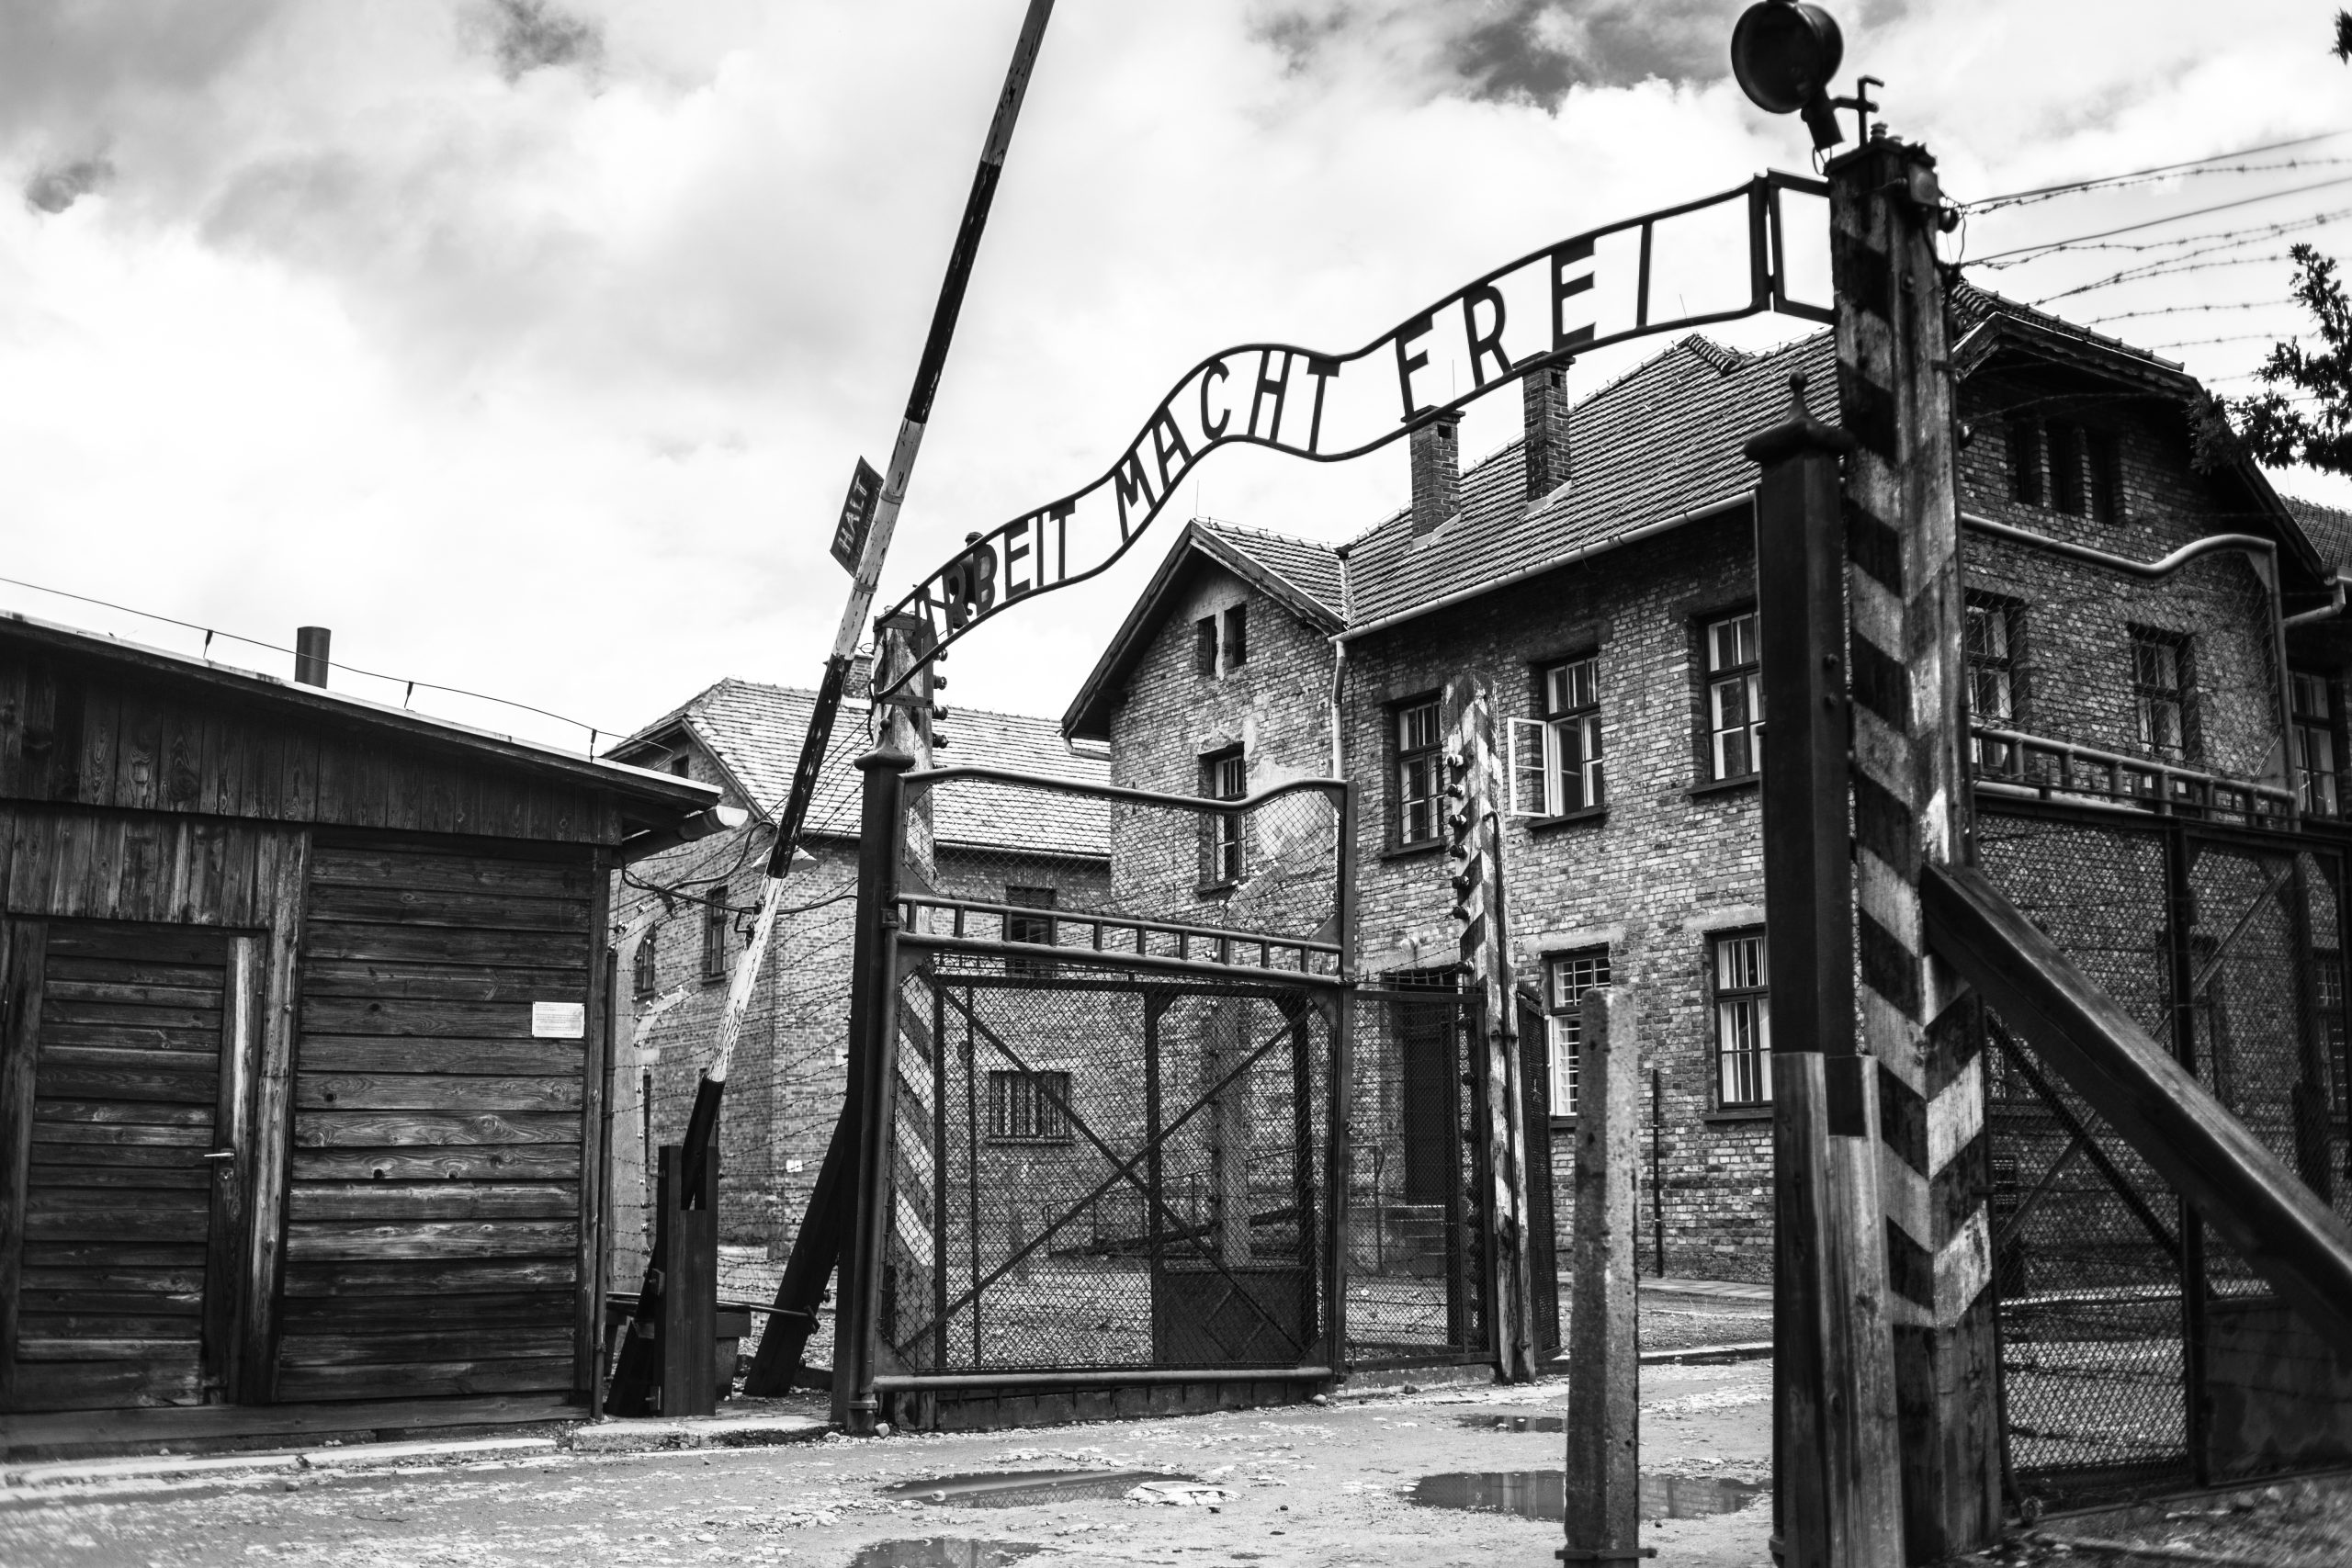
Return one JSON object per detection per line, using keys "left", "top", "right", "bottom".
{"left": 2216, "top": 245, "right": 2352, "bottom": 476}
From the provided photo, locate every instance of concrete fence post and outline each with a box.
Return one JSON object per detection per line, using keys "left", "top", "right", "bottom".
{"left": 1563, "top": 985, "right": 1644, "bottom": 1565}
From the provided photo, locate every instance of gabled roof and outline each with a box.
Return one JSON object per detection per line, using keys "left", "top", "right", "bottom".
{"left": 1061, "top": 518, "right": 1344, "bottom": 741}
{"left": 611, "top": 676, "right": 1111, "bottom": 858}
{"left": 1340, "top": 333, "right": 1834, "bottom": 633}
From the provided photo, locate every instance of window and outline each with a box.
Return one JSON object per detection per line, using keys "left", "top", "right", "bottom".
{"left": 1964, "top": 593, "right": 2023, "bottom": 771}
{"left": 702, "top": 900, "right": 729, "bottom": 980}
{"left": 988, "top": 1069, "right": 1071, "bottom": 1143}
{"left": 633, "top": 931, "right": 657, "bottom": 998}
{"left": 1005, "top": 885, "right": 1057, "bottom": 976}
{"left": 1510, "top": 656, "right": 1605, "bottom": 818}
{"left": 2319, "top": 948, "right": 2347, "bottom": 1123}
{"left": 1545, "top": 948, "right": 1611, "bottom": 1117}
{"left": 1712, "top": 931, "right": 1771, "bottom": 1107}
{"left": 1196, "top": 606, "right": 1247, "bottom": 677}
{"left": 669, "top": 753, "right": 691, "bottom": 778}
{"left": 1195, "top": 616, "right": 1218, "bottom": 677}
{"left": 2131, "top": 629, "right": 2193, "bottom": 761}
{"left": 1395, "top": 699, "right": 1443, "bottom": 845}
{"left": 1704, "top": 613, "right": 1762, "bottom": 782}
{"left": 2008, "top": 418, "right": 2044, "bottom": 505}
{"left": 2048, "top": 421, "right": 2086, "bottom": 516}
{"left": 2089, "top": 429, "right": 2123, "bottom": 522}
{"left": 1223, "top": 604, "right": 1248, "bottom": 670}
{"left": 2293, "top": 671, "right": 2340, "bottom": 817}
{"left": 1202, "top": 748, "right": 1247, "bottom": 886}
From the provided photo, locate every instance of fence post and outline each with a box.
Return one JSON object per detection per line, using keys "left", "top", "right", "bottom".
{"left": 658, "top": 1143, "right": 718, "bottom": 1418}
{"left": 1442, "top": 673, "right": 1535, "bottom": 1382}
{"left": 1323, "top": 781, "right": 1358, "bottom": 1388}
{"left": 1827, "top": 134, "right": 2001, "bottom": 1560}
{"left": 1745, "top": 375, "right": 1905, "bottom": 1568}
{"left": 1563, "top": 986, "right": 1641, "bottom": 1565}
{"left": 835, "top": 745, "right": 912, "bottom": 1435}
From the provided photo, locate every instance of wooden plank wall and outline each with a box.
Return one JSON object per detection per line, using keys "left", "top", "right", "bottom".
{"left": 278, "top": 833, "right": 600, "bottom": 1402}
{"left": 0, "top": 653, "right": 619, "bottom": 846}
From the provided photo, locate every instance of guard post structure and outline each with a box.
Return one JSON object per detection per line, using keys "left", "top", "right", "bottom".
{"left": 656, "top": 1142, "right": 719, "bottom": 1418}
{"left": 1826, "top": 133, "right": 2001, "bottom": 1560}
{"left": 834, "top": 744, "right": 915, "bottom": 1435}
{"left": 1745, "top": 374, "right": 1905, "bottom": 1568}
{"left": 1563, "top": 986, "right": 1645, "bottom": 1565}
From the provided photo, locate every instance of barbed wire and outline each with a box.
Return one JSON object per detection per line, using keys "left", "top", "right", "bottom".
{"left": 1962, "top": 174, "right": 2352, "bottom": 269}
{"left": 1956, "top": 132, "right": 2350, "bottom": 214}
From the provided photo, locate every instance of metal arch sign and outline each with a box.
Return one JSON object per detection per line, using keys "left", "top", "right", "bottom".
{"left": 878, "top": 171, "right": 1832, "bottom": 675}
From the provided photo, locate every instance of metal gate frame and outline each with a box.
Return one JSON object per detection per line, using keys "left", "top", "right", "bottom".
{"left": 1978, "top": 793, "right": 2352, "bottom": 1510}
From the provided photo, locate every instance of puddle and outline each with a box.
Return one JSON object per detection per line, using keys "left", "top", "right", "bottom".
{"left": 887, "top": 1470, "right": 1193, "bottom": 1507}
{"left": 1410, "top": 1471, "right": 1766, "bottom": 1522}
{"left": 1457, "top": 1413, "right": 1567, "bottom": 1434}
{"left": 849, "top": 1540, "right": 1045, "bottom": 1568}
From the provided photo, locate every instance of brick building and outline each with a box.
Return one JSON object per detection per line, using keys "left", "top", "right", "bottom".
{"left": 1064, "top": 285, "right": 2346, "bottom": 1281}
{"left": 603, "top": 674, "right": 1110, "bottom": 1293}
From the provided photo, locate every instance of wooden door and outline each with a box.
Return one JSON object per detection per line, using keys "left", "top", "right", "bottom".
{"left": 0, "top": 919, "right": 262, "bottom": 1412}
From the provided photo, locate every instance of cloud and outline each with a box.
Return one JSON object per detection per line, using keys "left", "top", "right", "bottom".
{"left": 469, "top": 0, "right": 605, "bottom": 85}
{"left": 24, "top": 155, "right": 113, "bottom": 213}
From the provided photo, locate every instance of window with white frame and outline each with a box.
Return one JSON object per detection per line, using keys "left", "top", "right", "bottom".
{"left": 1965, "top": 592, "right": 2023, "bottom": 772}
{"left": 1712, "top": 930, "right": 1771, "bottom": 1107}
{"left": 1545, "top": 948, "right": 1610, "bottom": 1117}
{"left": 1704, "top": 612, "right": 1762, "bottom": 782}
{"left": 1395, "top": 699, "right": 1443, "bottom": 845}
{"left": 1201, "top": 748, "right": 1247, "bottom": 886}
{"left": 1508, "top": 656, "right": 1604, "bottom": 818}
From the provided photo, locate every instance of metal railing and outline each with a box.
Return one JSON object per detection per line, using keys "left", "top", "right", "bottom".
{"left": 1970, "top": 725, "right": 2296, "bottom": 825}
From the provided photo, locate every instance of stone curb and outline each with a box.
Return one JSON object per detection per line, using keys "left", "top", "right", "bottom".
{"left": 3, "top": 1437, "right": 558, "bottom": 1490}
{"left": 567, "top": 1416, "right": 831, "bottom": 1454}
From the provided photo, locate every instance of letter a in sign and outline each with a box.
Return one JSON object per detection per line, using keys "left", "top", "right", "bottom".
{"left": 831, "top": 457, "right": 884, "bottom": 574}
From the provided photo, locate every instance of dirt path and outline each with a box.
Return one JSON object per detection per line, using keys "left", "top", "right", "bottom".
{"left": 0, "top": 1362, "right": 1774, "bottom": 1568}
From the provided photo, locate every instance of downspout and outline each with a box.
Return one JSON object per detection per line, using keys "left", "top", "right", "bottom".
{"left": 1327, "top": 635, "right": 1348, "bottom": 779}
{"left": 2283, "top": 571, "right": 2349, "bottom": 630}
{"left": 1959, "top": 512, "right": 2303, "bottom": 822}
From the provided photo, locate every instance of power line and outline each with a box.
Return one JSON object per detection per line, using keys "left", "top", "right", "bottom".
{"left": 1962, "top": 174, "right": 2352, "bottom": 267}
{"left": 1957, "top": 130, "right": 2350, "bottom": 212}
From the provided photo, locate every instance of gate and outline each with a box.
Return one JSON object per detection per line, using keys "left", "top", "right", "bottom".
{"left": 1977, "top": 798, "right": 2352, "bottom": 1512}
{"left": 831, "top": 756, "right": 1550, "bottom": 1429}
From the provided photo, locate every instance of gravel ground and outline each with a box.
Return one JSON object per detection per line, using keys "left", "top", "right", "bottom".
{"left": 0, "top": 1362, "right": 1775, "bottom": 1568}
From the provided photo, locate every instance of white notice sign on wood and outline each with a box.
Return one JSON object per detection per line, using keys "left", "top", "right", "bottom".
{"left": 532, "top": 1001, "right": 586, "bottom": 1040}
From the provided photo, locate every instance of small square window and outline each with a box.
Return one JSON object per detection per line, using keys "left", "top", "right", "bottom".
{"left": 1703, "top": 613, "right": 1762, "bottom": 782}
{"left": 988, "top": 1069, "right": 1072, "bottom": 1143}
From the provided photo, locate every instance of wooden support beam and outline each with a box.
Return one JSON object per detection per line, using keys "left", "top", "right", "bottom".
{"left": 1563, "top": 986, "right": 1641, "bottom": 1564}
{"left": 1921, "top": 859, "right": 2352, "bottom": 1356}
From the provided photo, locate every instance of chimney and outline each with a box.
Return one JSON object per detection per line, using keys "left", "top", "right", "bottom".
{"left": 294, "top": 626, "right": 331, "bottom": 688}
{"left": 1410, "top": 414, "right": 1461, "bottom": 537}
{"left": 1523, "top": 363, "right": 1571, "bottom": 501}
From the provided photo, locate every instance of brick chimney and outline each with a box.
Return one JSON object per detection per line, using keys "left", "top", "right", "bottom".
{"left": 1523, "top": 363, "right": 1571, "bottom": 501}
{"left": 1410, "top": 414, "right": 1461, "bottom": 537}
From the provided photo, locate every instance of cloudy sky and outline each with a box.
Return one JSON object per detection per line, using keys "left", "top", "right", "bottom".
{"left": 3, "top": 0, "right": 2347, "bottom": 764}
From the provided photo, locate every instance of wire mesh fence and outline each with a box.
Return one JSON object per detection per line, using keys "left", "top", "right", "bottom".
{"left": 882, "top": 961, "right": 1334, "bottom": 1374}
{"left": 1977, "top": 801, "right": 2352, "bottom": 1511}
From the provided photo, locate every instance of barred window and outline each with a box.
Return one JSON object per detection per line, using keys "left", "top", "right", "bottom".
{"left": 1712, "top": 931, "right": 1772, "bottom": 1107}
{"left": 1202, "top": 747, "right": 1247, "bottom": 886}
{"left": 1395, "top": 699, "right": 1443, "bottom": 845}
{"left": 632, "top": 931, "right": 657, "bottom": 998}
{"left": 2131, "top": 629, "right": 2193, "bottom": 761}
{"left": 1545, "top": 948, "right": 1611, "bottom": 1117}
{"left": 2292, "top": 671, "right": 2340, "bottom": 818}
{"left": 702, "top": 900, "right": 729, "bottom": 980}
{"left": 988, "top": 1069, "right": 1071, "bottom": 1143}
{"left": 1704, "top": 612, "right": 1762, "bottom": 782}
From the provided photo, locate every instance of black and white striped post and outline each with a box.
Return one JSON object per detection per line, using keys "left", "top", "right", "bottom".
{"left": 1827, "top": 134, "right": 2002, "bottom": 1561}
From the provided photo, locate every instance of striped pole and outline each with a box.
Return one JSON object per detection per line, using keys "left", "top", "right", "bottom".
{"left": 1827, "top": 136, "right": 2002, "bottom": 1560}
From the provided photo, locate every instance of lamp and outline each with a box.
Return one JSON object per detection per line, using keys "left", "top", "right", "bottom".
{"left": 1731, "top": 1, "right": 1849, "bottom": 151}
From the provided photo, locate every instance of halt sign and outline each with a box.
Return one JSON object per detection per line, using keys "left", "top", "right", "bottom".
{"left": 831, "top": 457, "right": 884, "bottom": 573}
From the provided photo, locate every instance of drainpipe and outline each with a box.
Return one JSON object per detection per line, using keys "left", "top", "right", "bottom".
{"left": 2283, "top": 572, "right": 2349, "bottom": 630}
{"left": 1959, "top": 512, "right": 2302, "bottom": 823}
{"left": 1327, "top": 636, "right": 1347, "bottom": 779}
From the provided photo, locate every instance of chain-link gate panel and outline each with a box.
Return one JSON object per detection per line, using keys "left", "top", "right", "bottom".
{"left": 881, "top": 960, "right": 1332, "bottom": 1376}
{"left": 1518, "top": 990, "right": 1560, "bottom": 1359}
{"left": 1978, "top": 809, "right": 2194, "bottom": 1508}
{"left": 1341, "top": 987, "right": 1489, "bottom": 1368}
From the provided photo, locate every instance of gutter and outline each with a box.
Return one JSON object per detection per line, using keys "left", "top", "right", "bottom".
{"left": 2284, "top": 571, "right": 2350, "bottom": 630}
{"left": 1337, "top": 492, "right": 1753, "bottom": 644}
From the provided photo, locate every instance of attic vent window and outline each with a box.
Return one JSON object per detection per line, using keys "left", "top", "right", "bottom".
{"left": 670, "top": 753, "right": 691, "bottom": 779}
